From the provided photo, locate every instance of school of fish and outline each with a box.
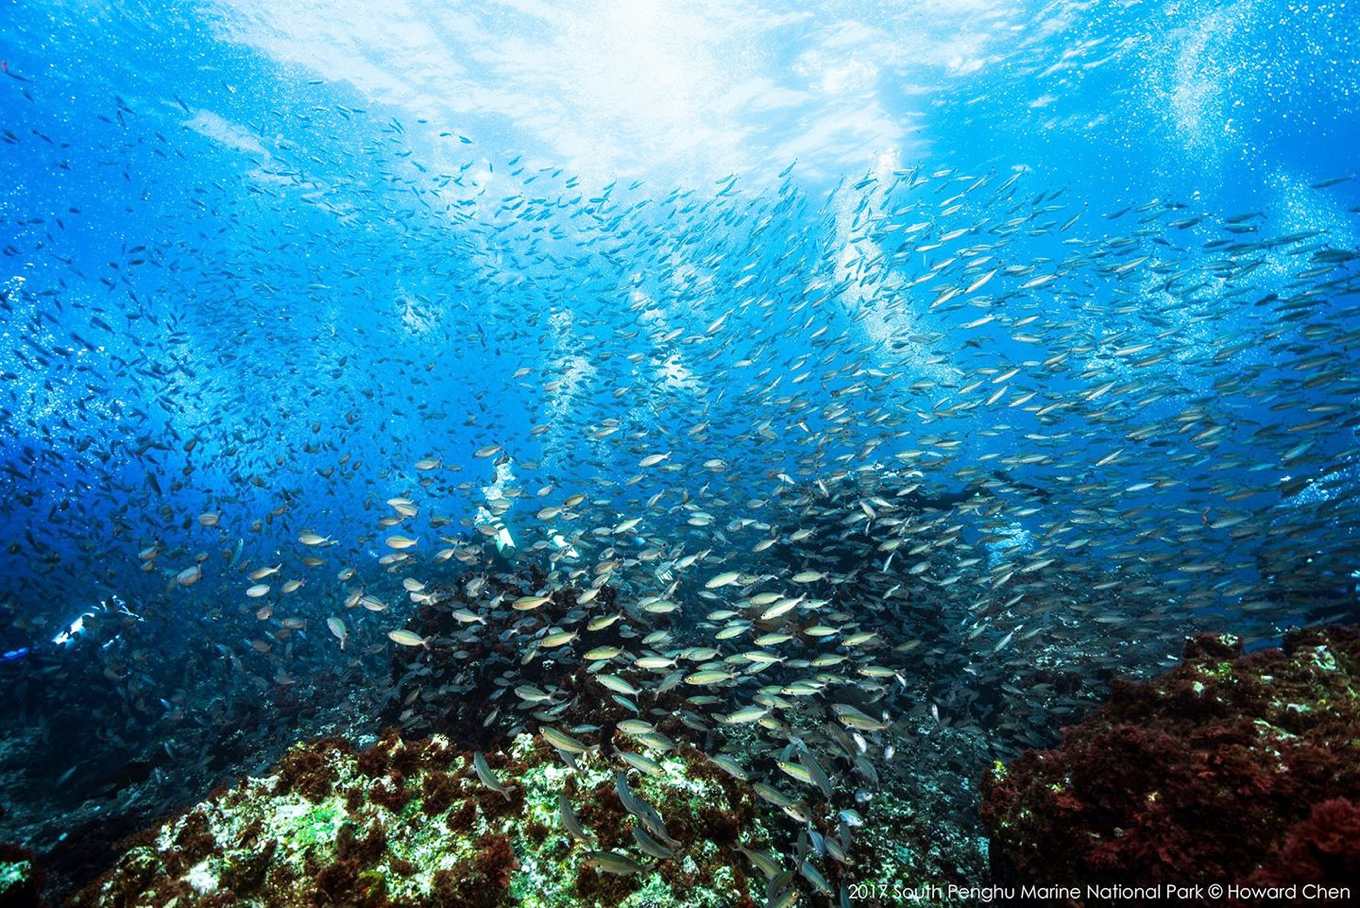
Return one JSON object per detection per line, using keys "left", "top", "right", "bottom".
{"left": 1, "top": 36, "right": 1359, "bottom": 906}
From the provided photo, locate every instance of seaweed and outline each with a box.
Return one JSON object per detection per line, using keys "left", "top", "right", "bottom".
{"left": 70, "top": 728, "right": 775, "bottom": 907}
{"left": 983, "top": 625, "right": 1360, "bottom": 898}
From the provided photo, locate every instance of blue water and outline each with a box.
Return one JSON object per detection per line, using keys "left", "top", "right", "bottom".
{"left": 1, "top": 3, "right": 1359, "bottom": 889}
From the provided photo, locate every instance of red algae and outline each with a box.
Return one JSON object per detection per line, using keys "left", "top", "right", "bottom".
{"left": 982, "top": 625, "right": 1360, "bottom": 898}
{"left": 67, "top": 722, "right": 775, "bottom": 907}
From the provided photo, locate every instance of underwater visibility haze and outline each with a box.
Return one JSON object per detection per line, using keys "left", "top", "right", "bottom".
{"left": 2, "top": 1, "right": 1360, "bottom": 904}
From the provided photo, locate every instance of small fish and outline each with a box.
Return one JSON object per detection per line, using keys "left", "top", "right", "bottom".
{"left": 613, "top": 771, "right": 675, "bottom": 844}
{"left": 704, "top": 570, "right": 742, "bottom": 589}
{"left": 596, "top": 674, "right": 639, "bottom": 695}
{"left": 557, "top": 793, "right": 591, "bottom": 841}
{"left": 738, "top": 845, "right": 781, "bottom": 880}
{"left": 326, "top": 617, "right": 347, "bottom": 649}
{"left": 473, "top": 751, "right": 513, "bottom": 801}
{"left": 684, "top": 670, "right": 734, "bottom": 686}
{"left": 631, "top": 824, "right": 675, "bottom": 859}
{"left": 584, "top": 645, "right": 622, "bottom": 661}
{"left": 721, "top": 705, "right": 769, "bottom": 725}
{"left": 515, "top": 684, "right": 553, "bottom": 703}
{"left": 777, "top": 760, "right": 815, "bottom": 787}
{"left": 832, "top": 703, "right": 886, "bottom": 732}
{"left": 387, "top": 629, "right": 429, "bottom": 648}
{"left": 709, "top": 754, "right": 749, "bottom": 781}
{"left": 616, "top": 749, "right": 664, "bottom": 776}
{"left": 540, "top": 725, "right": 593, "bottom": 754}
{"left": 540, "top": 628, "right": 578, "bottom": 648}
{"left": 583, "top": 850, "right": 646, "bottom": 876}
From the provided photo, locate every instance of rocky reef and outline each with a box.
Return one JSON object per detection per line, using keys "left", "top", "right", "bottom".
{"left": 44, "top": 559, "right": 1001, "bottom": 907}
{"left": 60, "top": 715, "right": 1001, "bottom": 907}
{"left": 982, "top": 624, "right": 1360, "bottom": 894}
{"left": 69, "top": 728, "right": 780, "bottom": 907}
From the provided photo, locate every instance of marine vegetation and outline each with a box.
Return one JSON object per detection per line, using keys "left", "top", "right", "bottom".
{"left": 71, "top": 730, "right": 761, "bottom": 907}
{"left": 0, "top": 843, "right": 41, "bottom": 908}
{"left": 69, "top": 715, "right": 982, "bottom": 908}
{"left": 982, "top": 625, "right": 1360, "bottom": 894}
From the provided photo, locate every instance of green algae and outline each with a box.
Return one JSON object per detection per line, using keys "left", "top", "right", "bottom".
{"left": 73, "top": 731, "right": 775, "bottom": 907}
{"left": 285, "top": 798, "right": 345, "bottom": 850}
{"left": 1310, "top": 645, "right": 1338, "bottom": 673}
{"left": 0, "top": 859, "right": 32, "bottom": 893}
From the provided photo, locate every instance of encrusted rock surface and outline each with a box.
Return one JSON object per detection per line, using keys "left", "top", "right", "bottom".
{"left": 982, "top": 625, "right": 1360, "bottom": 898}
{"left": 70, "top": 730, "right": 773, "bottom": 907}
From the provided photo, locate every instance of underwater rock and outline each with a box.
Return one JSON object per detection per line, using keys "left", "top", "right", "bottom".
{"left": 981, "top": 624, "right": 1360, "bottom": 896}
{"left": 70, "top": 729, "right": 775, "bottom": 907}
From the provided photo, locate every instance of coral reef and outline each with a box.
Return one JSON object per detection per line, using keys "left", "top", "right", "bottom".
{"left": 982, "top": 624, "right": 1360, "bottom": 896}
{"left": 70, "top": 729, "right": 773, "bottom": 907}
